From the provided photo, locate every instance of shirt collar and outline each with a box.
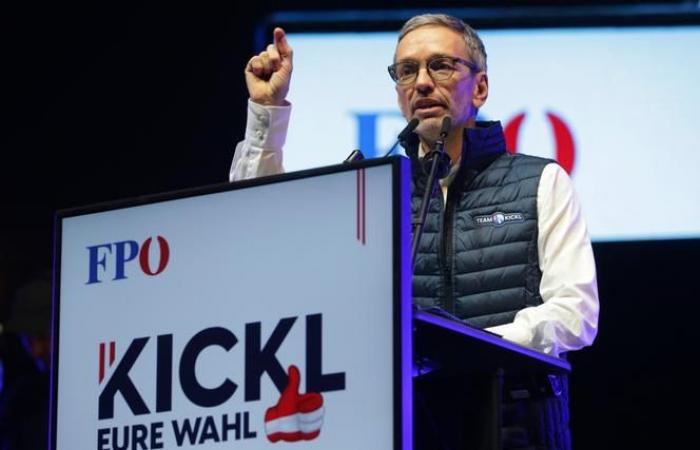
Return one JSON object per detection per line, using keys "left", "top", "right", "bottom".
{"left": 405, "top": 121, "right": 506, "bottom": 163}
{"left": 406, "top": 121, "right": 507, "bottom": 183}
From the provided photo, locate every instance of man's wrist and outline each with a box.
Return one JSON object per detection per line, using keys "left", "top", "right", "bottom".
{"left": 245, "top": 99, "right": 292, "bottom": 149}
{"left": 249, "top": 98, "right": 291, "bottom": 108}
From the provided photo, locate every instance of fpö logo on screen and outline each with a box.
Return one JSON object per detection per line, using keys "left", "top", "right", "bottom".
{"left": 95, "top": 314, "right": 345, "bottom": 449}
{"left": 86, "top": 236, "right": 170, "bottom": 284}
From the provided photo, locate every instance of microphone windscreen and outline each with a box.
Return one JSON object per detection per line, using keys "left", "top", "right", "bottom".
{"left": 343, "top": 149, "right": 365, "bottom": 163}
{"left": 398, "top": 118, "right": 420, "bottom": 141}
{"left": 440, "top": 116, "right": 452, "bottom": 138}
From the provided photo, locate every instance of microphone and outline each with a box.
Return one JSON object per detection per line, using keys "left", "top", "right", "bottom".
{"left": 344, "top": 118, "right": 419, "bottom": 163}
{"left": 343, "top": 149, "right": 364, "bottom": 163}
{"left": 382, "top": 118, "right": 420, "bottom": 157}
{"left": 439, "top": 115, "right": 451, "bottom": 139}
{"left": 411, "top": 116, "right": 452, "bottom": 269}
{"left": 422, "top": 115, "right": 452, "bottom": 179}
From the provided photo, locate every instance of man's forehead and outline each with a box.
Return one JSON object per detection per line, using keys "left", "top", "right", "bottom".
{"left": 394, "top": 25, "right": 468, "bottom": 61}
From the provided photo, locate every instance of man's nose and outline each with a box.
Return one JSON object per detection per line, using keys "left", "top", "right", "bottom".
{"left": 414, "top": 67, "right": 435, "bottom": 93}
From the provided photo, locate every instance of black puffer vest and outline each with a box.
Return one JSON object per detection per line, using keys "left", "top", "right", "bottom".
{"left": 407, "top": 121, "right": 552, "bottom": 329}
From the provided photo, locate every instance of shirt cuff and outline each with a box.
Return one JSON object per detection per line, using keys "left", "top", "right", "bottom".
{"left": 245, "top": 99, "right": 291, "bottom": 149}
{"left": 486, "top": 322, "right": 535, "bottom": 349}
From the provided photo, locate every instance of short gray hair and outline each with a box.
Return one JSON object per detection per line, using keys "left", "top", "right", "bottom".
{"left": 398, "top": 13, "right": 487, "bottom": 72}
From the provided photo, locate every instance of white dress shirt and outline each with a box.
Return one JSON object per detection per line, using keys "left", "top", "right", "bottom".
{"left": 230, "top": 100, "right": 599, "bottom": 357}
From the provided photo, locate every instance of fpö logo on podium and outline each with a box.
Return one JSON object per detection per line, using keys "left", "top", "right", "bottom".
{"left": 86, "top": 236, "right": 170, "bottom": 284}
{"left": 95, "top": 314, "right": 345, "bottom": 449}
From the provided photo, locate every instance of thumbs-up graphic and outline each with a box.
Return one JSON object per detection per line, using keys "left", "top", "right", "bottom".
{"left": 264, "top": 365, "right": 325, "bottom": 442}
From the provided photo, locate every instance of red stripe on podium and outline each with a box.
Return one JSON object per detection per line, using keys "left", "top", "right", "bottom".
{"left": 356, "top": 169, "right": 366, "bottom": 245}
{"left": 361, "top": 169, "right": 366, "bottom": 244}
{"left": 99, "top": 342, "right": 105, "bottom": 383}
{"left": 356, "top": 170, "right": 360, "bottom": 241}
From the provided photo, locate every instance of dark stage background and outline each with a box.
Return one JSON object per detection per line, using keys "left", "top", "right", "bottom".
{"left": 2, "top": 1, "right": 697, "bottom": 449}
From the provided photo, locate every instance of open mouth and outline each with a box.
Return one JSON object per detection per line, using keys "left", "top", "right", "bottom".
{"left": 413, "top": 106, "right": 445, "bottom": 118}
{"left": 413, "top": 99, "right": 446, "bottom": 116}
{"left": 414, "top": 105, "right": 444, "bottom": 115}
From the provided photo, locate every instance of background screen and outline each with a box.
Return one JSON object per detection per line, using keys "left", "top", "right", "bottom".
{"left": 282, "top": 26, "right": 700, "bottom": 241}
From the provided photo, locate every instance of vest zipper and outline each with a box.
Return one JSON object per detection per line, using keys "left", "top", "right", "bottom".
{"left": 441, "top": 186, "right": 457, "bottom": 314}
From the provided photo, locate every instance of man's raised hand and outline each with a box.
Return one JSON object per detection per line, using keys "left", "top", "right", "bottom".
{"left": 245, "top": 27, "right": 293, "bottom": 106}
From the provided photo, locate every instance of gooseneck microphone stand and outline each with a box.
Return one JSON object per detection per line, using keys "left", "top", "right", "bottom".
{"left": 411, "top": 116, "right": 452, "bottom": 271}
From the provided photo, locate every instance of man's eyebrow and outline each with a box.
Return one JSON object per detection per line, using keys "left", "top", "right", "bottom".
{"left": 395, "top": 53, "right": 452, "bottom": 63}
{"left": 429, "top": 53, "right": 452, "bottom": 59}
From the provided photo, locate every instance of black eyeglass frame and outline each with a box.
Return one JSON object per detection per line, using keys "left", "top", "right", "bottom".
{"left": 387, "top": 56, "right": 480, "bottom": 85}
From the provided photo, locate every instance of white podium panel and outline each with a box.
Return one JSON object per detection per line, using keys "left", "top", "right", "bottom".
{"left": 52, "top": 158, "right": 412, "bottom": 450}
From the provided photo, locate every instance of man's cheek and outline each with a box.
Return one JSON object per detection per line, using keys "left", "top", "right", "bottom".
{"left": 398, "top": 98, "right": 411, "bottom": 119}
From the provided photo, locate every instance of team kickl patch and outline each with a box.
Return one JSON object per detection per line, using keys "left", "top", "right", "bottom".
{"left": 474, "top": 212, "right": 525, "bottom": 227}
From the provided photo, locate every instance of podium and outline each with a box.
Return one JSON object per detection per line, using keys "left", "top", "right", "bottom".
{"left": 50, "top": 157, "right": 569, "bottom": 450}
{"left": 414, "top": 310, "right": 570, "bottom": 449}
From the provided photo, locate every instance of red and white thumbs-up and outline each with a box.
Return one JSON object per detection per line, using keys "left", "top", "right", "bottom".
{"left": 264, "top": 365, "right": 325, "bottom": 442}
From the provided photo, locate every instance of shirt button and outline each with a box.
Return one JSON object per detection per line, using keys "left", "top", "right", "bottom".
{"left": 256, "top": 130, "right": 264, "bottom": 139}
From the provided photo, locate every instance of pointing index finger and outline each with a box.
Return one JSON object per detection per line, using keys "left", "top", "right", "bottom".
{"left": 273, "top": 27, "right": 292, "bottom": 58}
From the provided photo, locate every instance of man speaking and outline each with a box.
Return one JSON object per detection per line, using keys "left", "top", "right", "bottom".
{"left": 229, "top": 13, "right": 599, "bottom": 450}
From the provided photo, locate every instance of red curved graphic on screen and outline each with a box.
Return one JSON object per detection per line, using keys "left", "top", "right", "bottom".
{"left": 503, "top": 111, "right": 576, "bottom": 175}
{"left": 503, "top": 112, "right": 525, "bottom": 155}
{"left": 546, "top": 111, "right": 576, "bottom": 175}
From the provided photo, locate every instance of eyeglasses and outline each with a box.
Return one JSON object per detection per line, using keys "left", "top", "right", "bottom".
{"left": 387, "top": 56, "right": 478, "bottom": 85}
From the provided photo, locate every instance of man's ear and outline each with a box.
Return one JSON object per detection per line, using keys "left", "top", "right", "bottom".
{"left": 472, "top": 72, "right": 489, "bottom": 109}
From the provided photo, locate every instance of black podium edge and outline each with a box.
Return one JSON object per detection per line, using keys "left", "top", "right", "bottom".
{"left": 392, "top": 157, "right": 413, "bottom": 450}
{"left": 414, "top": 310, "right": 571, "bottom": 374}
